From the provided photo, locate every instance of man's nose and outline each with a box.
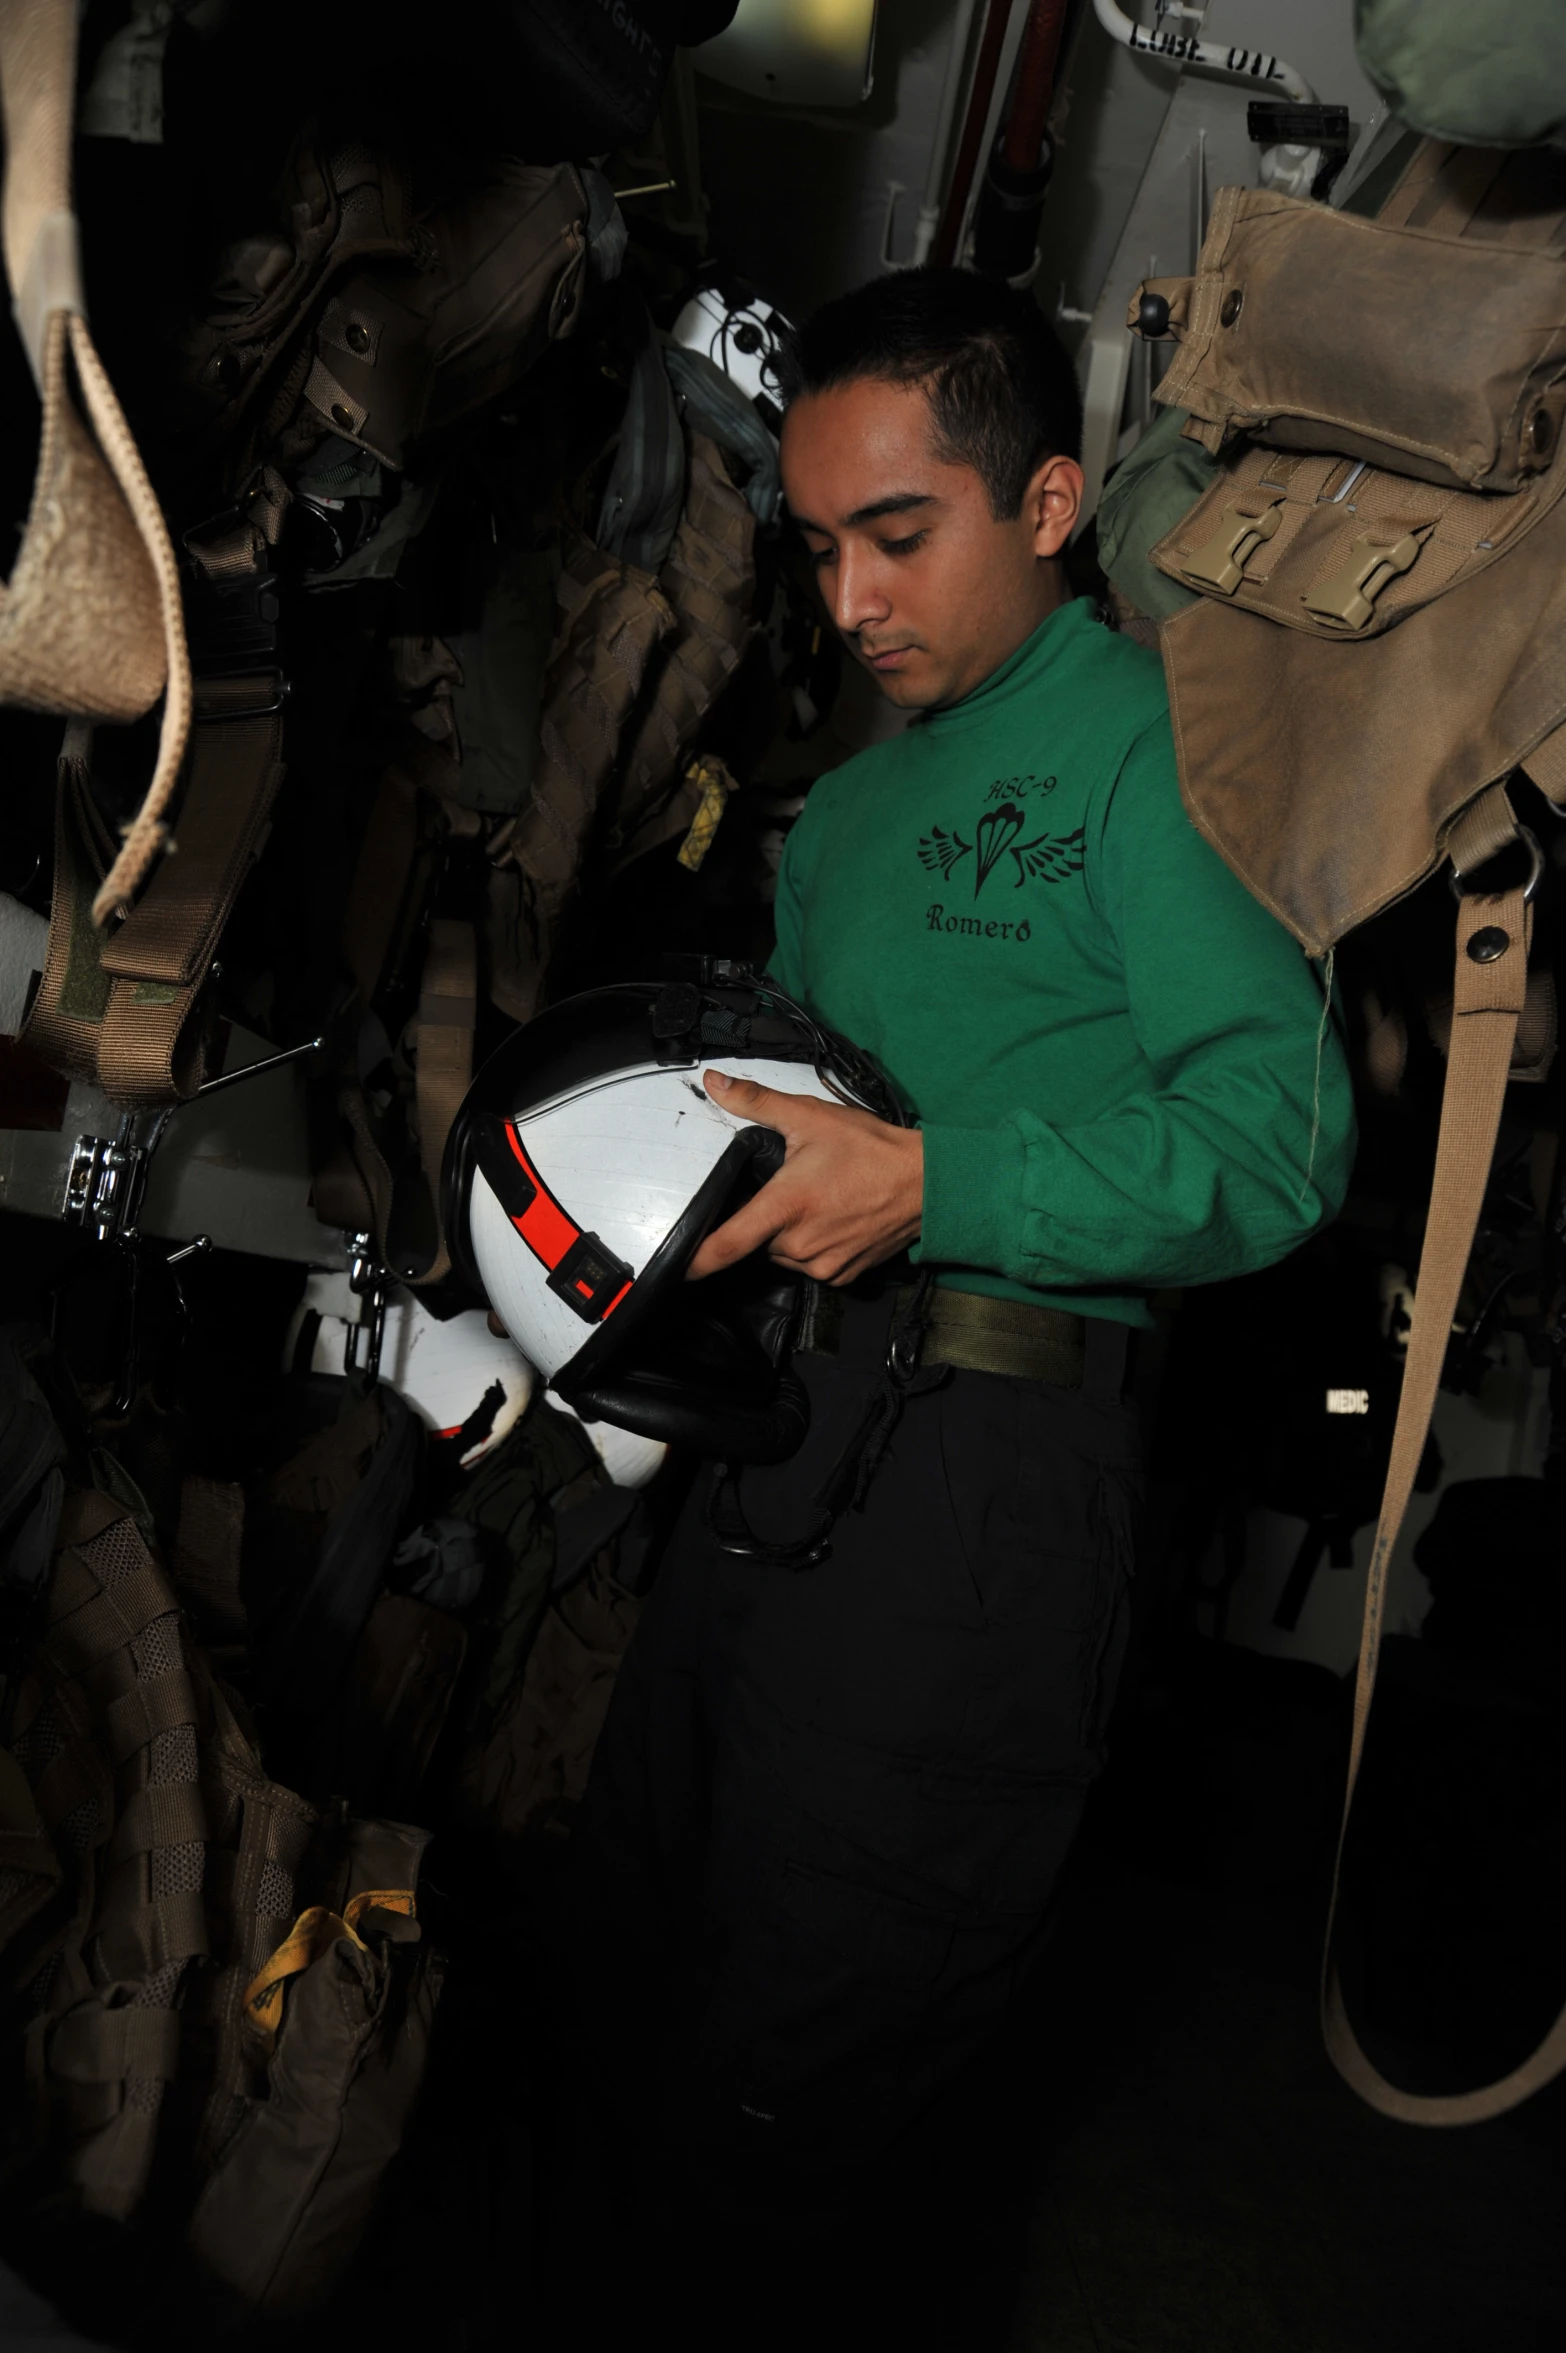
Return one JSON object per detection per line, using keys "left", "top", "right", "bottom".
{"left": 832, "top": 543, "right": 892, "bottom": 638}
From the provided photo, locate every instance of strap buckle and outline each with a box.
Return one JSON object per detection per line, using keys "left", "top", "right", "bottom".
{"left": 1302, "top": 525, "right": 1424, "bottom": 630}
{"left": 1178, "top": 497, "right": 1282, "bottom": 594}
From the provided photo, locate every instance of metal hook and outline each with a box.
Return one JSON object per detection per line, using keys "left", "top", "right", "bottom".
{"left": 344, "top": 1230, "right": 389, "bottom": 1390}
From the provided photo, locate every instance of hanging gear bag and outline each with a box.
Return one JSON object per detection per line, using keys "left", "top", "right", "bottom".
{"left": 1128, "top": 140, "right": 1566, "bottom": 2126}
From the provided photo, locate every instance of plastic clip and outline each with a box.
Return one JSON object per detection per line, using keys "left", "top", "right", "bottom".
{"left": 1178, "top": 499, "right": 1282, "bottom": 595}
{"left": 1302, "top": 526, "right": 1424, "bottom": 631}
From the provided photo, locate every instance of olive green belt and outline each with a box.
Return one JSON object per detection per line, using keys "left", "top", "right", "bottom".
{"left": 799, "top": 1283, "right": 1087, "bottom": 1387}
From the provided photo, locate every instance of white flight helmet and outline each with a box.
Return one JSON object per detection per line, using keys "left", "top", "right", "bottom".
{"left": 443, "top": 964, "right": 904, "bottom": 1461}
{"left": 285, "top": 1277, "right": 668, "bottom": 1485}
{"left": 285, "top": 1280, "right": 535, "bottom": 1467}
{"left": 669, "top": 278, "right": 791, "bottom": 430}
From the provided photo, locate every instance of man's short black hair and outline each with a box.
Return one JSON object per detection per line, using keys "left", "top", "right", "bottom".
{"left": 777, "top": 267, "right": 1083, "bottom": 521}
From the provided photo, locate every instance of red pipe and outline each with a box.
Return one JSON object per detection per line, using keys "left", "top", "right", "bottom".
{"left": 931, "top": 0, "right": 1020, "bottom": 269}
{"left": 1002, "top": 0, "right": 1072, "bottom": 173}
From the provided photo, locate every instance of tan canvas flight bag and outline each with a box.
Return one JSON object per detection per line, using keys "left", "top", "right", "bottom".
{"left": 1141, "top": 182, "right": 1566, "bottom": 491}
{"left": 0, "top": 0, "right": 190, "bottom": 929}
{"left": 1129, "top": 142, "right": 1566, "bottom": 2127}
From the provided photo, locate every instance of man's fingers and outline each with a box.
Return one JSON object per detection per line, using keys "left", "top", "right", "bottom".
{"left": 686, "top": 1189, "right": 792, "bottom": 1281}
{"left": 703, "top": 1070, "right": 817, "bottom": 1130}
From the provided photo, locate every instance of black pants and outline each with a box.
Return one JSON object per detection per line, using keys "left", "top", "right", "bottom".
{"left": 555, "top": 1288, "right": 1141, "bottom": 2343}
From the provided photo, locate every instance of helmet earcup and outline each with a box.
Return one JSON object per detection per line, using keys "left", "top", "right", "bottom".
{"left": 559, "top": 1257, "right": 810, "bottom": 1463}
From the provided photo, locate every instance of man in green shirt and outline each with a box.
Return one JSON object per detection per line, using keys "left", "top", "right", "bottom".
{"left": 566, "top": 270, "right": 1353, "bottom": 2342}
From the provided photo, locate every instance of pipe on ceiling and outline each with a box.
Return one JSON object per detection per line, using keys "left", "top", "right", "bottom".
{"left": 931, "top": 0, "right": 1021, "bottom": 269}
{"left": 1090, "top": 0, "right": 1314, "bottom": 107}
{"left": 973, "top": 0, "right": 1072, "bottom": 282}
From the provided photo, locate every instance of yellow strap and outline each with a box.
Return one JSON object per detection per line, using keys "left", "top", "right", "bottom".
{"left": 344, "top": 1886, "right": 417, "bottom": 1931}
{"left": 676, "top": 755, "right": 736, "bottom": 873}
{"left": 241, "top": 1887, "right": 417, "bottom": 2047}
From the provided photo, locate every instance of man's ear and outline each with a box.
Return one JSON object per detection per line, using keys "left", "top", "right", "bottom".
{"left": 1027, "top": 453, "right": 1083, "bottom": 559}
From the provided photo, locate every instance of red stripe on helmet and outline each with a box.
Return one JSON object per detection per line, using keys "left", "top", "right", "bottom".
{"left": 504, "top": 1123, "right": 583, "bottom": 1267}
{"left": 502, "top": 1122, "right": 630, "bottom": 1321}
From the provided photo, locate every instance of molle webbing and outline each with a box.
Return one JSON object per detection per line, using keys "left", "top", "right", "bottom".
{"left": 12, "top": 1489, "right": 206, "bottom": 2220}
{"left": 6, "top": 1480, "right": 321, "bottom": 2215}
{"left": 190, "top": 1684, "right": 319, "bottom": 2173}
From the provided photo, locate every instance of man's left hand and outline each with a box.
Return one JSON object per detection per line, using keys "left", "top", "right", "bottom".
{"left": 685, "top": 1072, "right": 923, "bottom": 1286}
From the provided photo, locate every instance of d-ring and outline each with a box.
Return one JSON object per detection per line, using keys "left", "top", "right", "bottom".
{"left": 1449, "top": 823, "right": 1544, "bottom": 904}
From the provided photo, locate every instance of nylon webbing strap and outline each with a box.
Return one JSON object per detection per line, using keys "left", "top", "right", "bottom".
{"left": 108, "top": 1780, "right": 208, "bottom": 1864}
{"left": 101, "top": 1669, "right": 196, "bottom": 1762}
{"left": 341, "top": 757, "right": 419, "bottom": 1007}
{"left": 24, "top": 514, "right": 286, "bottom": 1105}
{"left": 1321, "top": 854, "right": 1566, "bottom": 2123}
{"left": 319, "top": 770, "right": 468, "bottom": 1278}
{"left": 93, "top": 1889, "right": 209, "bottom": 1979}
{"left": 93, "top": 688, "right": 284, "bottom": 1100}
{"left": 911, "top": 1286, "right": 1087, "bottom": 1386}
{"left": 411, "top": 917, "right": 476, "bottom": 1286}
{"left": 23, "top": 729, "right": 116, "bottom": 1083}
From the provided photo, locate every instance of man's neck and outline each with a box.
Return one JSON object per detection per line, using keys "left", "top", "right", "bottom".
{"left": 928, "top": 560, "right": 1071, "bottom": 712}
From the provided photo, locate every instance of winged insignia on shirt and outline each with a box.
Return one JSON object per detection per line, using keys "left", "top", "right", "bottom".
{"left": 1010, "top": 826, "right": 1086, "bottom": 885}
{"left": 918, "top": 802, "right": 1086, "bottom": 899}
{"left": 918, "top": 826, "right": 972, "bottom": 880}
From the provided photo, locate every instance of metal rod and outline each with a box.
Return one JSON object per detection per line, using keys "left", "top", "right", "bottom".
{"left": 196, "top": 1034, "right": 325, "bottom": 1097}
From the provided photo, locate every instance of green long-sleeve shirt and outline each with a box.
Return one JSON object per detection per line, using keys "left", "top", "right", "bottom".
{"left": 769, "top": 597, "right": 1354, "bottom": 1327}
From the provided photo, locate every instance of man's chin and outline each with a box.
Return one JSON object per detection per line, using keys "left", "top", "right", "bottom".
{"left": 865, "top": 657, "right": 941, "bottom": 710}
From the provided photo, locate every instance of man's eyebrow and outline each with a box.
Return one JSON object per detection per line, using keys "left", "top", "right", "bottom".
{"left": 790, "top": 492, "right": 937, "bottom": 535}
